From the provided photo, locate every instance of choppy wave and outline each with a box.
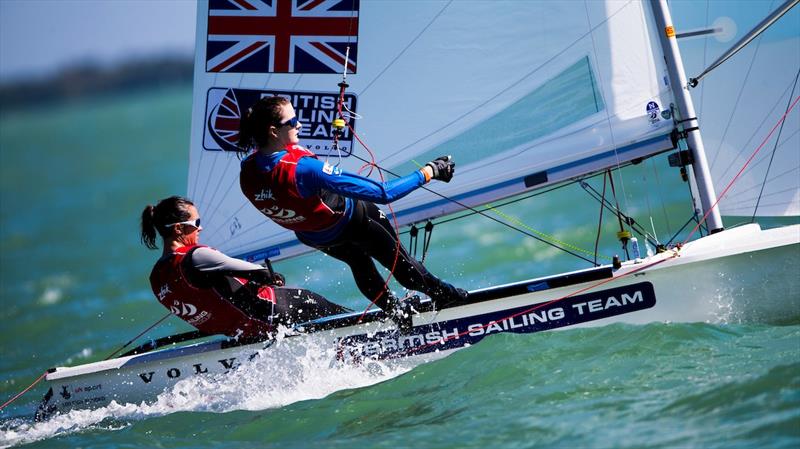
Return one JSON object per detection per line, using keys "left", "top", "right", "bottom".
{"left": 0, "top": 333, "right": 414, "bottom": 448}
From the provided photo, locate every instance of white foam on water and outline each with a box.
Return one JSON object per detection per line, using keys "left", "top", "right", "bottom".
{"left": 0, "top": 331, "right": 417, "bottom": 448}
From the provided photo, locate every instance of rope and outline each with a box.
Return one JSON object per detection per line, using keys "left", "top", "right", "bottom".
{"left": 483, "top": 204, "right": 610, "bottom": 262}
{"left": 0, "top": 371, "right": 48, "bottom": 412}
{"left": 334, "top": 83, "right": 404, "bottom": 322}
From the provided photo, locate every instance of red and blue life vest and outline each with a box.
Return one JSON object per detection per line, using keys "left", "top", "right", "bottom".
{"left": 240, "top": 144, "right": 342, "bottom": 233}
{"left": 149, "top": 245, "right": 275, "bottom": 338}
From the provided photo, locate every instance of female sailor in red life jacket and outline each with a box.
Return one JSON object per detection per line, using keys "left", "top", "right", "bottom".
{"left": 236, "top": 96, "right": 468, "bottom": 329}
{"left": 140, "top": 196, "right": 348, "bottom": 340}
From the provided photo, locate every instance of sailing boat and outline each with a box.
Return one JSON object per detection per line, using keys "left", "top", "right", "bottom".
{"left": 35, "top": 0, "right": 798, "bottom": 419}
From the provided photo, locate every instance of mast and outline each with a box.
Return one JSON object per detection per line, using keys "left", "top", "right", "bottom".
{"left": 649, "top": 0, "right": 724, "bottom": 233}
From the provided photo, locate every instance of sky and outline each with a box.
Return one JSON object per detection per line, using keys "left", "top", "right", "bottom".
{"left": 0, "top": 0, "right": 197, "bottom": 81}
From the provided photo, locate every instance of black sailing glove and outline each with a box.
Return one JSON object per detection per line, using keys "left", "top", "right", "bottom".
{"left": 271, "top": 272, "right": 286, "bottom": 286}
{"left": 426, "top": 155, "right": 456, "bottom": 182}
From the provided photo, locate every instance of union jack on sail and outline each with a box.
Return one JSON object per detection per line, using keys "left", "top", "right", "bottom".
{"left": 206, "top": 0, "right": 359, "bottom": 74}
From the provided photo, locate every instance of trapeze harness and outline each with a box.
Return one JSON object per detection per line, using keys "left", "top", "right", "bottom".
{"left": 149, "top": 244, "right": 276, "bottom": 338}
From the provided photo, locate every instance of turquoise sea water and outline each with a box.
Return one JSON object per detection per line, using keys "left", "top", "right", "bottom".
{"left": 0, "top": 80, "right": 798, "bottom": 449}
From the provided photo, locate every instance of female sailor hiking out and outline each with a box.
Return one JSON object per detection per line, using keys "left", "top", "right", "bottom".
{"left": 236, "top": 95, "right": 467, "bottom": 329}
{"left": 141, "top": 195, "right": 347, "bottom": 340}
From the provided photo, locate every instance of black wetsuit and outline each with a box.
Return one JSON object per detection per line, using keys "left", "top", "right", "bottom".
{"left": 182, "top": 246, "right": 348, "bottom": 326}
{"left": 297, "top": 200, "right": 464, "bottom": 311}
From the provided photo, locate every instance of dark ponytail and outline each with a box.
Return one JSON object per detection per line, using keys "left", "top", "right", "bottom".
{"left": 237, "top": 95, "right": 290, "bottom": 154}
{"left": 140, "top": 196, "right": 195, "bottom": 250}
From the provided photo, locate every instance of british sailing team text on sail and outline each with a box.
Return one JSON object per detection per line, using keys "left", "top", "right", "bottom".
{"left": 274, "top": 92, "right": 355, "bottom": 140}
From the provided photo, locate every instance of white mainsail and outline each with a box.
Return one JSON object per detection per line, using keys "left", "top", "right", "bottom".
{"left": 187, "top": 0, "right": 676, "bottom": 261}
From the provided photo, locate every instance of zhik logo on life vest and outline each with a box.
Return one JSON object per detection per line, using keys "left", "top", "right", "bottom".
{"left": 254, "top": 189, "right": 274, "bottom": 201}
{"left": 157, "top": 285, "right": 171, "bottom": 301}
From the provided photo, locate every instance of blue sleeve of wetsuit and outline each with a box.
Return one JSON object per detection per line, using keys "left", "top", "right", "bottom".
{"left": 294, "top": 157, "right": 425, "bottom": 204}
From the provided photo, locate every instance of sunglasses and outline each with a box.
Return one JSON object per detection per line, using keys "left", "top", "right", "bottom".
{"left": 167, "top": 218, "right": 201, "bottom": 229}
{"left": 277, "top": 116, "right": 299, "bottom": 128}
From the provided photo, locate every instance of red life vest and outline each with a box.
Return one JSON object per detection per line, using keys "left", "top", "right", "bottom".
{"left": 149, "top": 245, "right": 275, "bottom": 338}
{"left": 240, "top": 144, "right": 342, "bottom": 233}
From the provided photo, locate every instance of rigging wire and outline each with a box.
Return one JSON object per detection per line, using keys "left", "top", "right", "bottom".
{"left": 751, "top": 67, "right": 800, "bottom": 219}
{"left": 713, "top": 76, "right": 800, "bottom": 188}
{"left": 384, "top": 0, "right": 635, "bottom": 160}
{"left": 593, "top": 171, "right": 608, "bottom": 265}
{"left": 698, "top": 0, "right": 711, "bottom": 119}
{"left": 359, "top": 0, "right": 454, "bottom": 97}
{"left": 709, "top": 22, "right": 768, "bottom": 170}
{"left": 104, "top": 312, "right": 173, "bottom": 360}
{"left": 579, "top": 176, "right": 664, "bottom": 249}
{"left": 650, "top": 157, "right": 674, "bottom": 237}
{"left": 581, "top": 0, "right": 637, "bottom": 256}
{"left": 334, "top": 65, "right": 406, "bottom": 321}
{"left": 337, "top": 133, "right": 601, "bottom": 265}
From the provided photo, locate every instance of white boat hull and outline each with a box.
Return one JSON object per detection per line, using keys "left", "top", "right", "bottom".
{"left": 36, "top": 223, "right": 799, "bottom": 419}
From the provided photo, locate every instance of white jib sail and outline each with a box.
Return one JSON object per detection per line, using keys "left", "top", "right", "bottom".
{"left": 685, "top": 10, "right": 800, "bottom": 218}
{"left": 187, "top": 0, "right": 676, "bottom": 261}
